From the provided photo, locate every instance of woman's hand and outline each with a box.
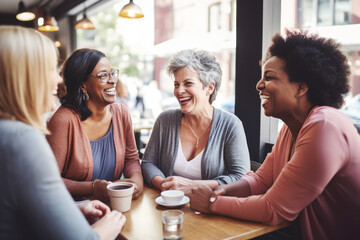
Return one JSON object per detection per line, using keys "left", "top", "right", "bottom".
{"left": 78, "top": 200, "right": 110, "bottom": 224}
{"left": 209, "top": 185, "right": 227, "bottom": 203}
{"left": 189, "top": 185, "right": 214, "bottom": 214}
{"left": 118, "top": 172, "right": 144, "bottom": 199}
{"left": 161, "top": 176, "right": 194, "bottom": 195}
{"left": 93, "top": 179, "right": 111, "bottom": 202}
{"left": 91, "top": 210, "right": 126, "bottom": 240}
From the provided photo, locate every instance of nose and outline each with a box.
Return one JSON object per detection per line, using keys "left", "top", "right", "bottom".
{"left": 176, "top": 84, "right": 185, "bottom": 94}
{"left": 56, "top": 72, "right": 62, "bottom": 85}
{"left": 108, "top": 74, "right": 117, "bottom": 83}
{"left": 256, "top": 78, "right": 265, "bottom": 91}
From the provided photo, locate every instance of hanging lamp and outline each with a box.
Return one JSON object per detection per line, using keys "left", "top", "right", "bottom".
{"left": 16, "top": 1, "right": 35, "bottom": 21}
{"left": 119, "top": 0, "right": 144, "bottom": 19}
{"left": 75, "top": 9, "right": 95, "bottom": 30}
{"left": 38, "top": 10, "right": 59, "bottom": 32}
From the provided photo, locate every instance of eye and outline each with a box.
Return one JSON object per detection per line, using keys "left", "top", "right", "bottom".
{"left": 185, "top": 81, "right": 193, "bottom": 86}
{"left": 98, "top": 73, "right": 108, "bottom": 80}
{"left": 265, "top": 76, "right": 274, "bottom": 81}
{"left": 174, "top": 83, "right": 179, "bottom": 88}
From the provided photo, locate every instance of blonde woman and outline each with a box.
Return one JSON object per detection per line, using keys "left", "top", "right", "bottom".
{"left": 0, "top": 26, "right": 125, "bottom": 240}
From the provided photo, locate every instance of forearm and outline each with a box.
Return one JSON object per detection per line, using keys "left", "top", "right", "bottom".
{"left": 193, "top": 179, "right": 219, "bottom": 190}
{"left": 151, "top": 175, "right": 164, "bottom": 190}
{"left": 63, "top": 177, "right": 93, "bottom": 196}
{"left": 222, "top": 179, "right": 252, "bottom": 198}
{"left": 127, "top": 172, "right": 143, "bottom": 186}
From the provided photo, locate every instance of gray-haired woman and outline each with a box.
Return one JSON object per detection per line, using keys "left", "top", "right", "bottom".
{"left": 141, "top": 49, "right": 250, "bottom": 195}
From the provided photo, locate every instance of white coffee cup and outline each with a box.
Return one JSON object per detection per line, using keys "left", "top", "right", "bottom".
{"left": 107, "top": 182, "right": 134, "bottom": 212}
{"left": 161, "top": 190, "right": 184, "bottom": 204}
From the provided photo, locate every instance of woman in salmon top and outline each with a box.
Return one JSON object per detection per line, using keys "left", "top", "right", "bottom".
{"left": 190, "top": 31, "right": 360, "bottom": 240}
{"left": 47, "top": 49, "right": 143, "bottom": 202}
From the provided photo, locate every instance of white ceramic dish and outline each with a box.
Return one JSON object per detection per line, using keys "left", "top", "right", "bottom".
{"left": 155, "top": 196, "right": 189, "bottom": 207}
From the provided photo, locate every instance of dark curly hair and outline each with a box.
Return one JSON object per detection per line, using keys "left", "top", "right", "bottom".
{"left": 60, "top": 48, "right": 105, "bottom": 120}
{"left": 265, "top": 30, "right": 350, "bottom": 109}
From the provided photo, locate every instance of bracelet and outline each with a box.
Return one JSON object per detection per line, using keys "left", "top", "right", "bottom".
{"left": 92, "top": 179, "right": 99, "bottom": 194}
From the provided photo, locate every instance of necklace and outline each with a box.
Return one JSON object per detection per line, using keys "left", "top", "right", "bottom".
{"left": 185, "top": 115, "right": 212, "bottom": 148}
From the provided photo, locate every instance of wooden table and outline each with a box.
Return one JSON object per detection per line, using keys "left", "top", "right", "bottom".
{"left": 118, "top": 187, "right": 292, "bottom": 240}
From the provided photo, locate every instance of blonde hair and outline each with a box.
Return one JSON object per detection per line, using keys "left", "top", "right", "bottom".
{"left": 0, "top": 26, "right": 58, "bottom": 133}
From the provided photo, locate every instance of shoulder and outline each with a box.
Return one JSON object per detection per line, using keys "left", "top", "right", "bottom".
{"left": 157, "top": 109, "right": 182, "bottom": 121}
{"left": 213, "top": 108, "right": 243, "bottom": 127}
{"left": 305, "top": 106, "right": 353, "bottom": 131}
{"left": 48, "top": 106, "right": 79, "bottom": 126}
{"left": 0, "top": 120, "right": 50, "bottom": 159}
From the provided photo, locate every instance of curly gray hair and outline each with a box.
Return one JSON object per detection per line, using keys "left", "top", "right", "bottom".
{"left": 167, "top": 49, "right": 222, "bottom": 104}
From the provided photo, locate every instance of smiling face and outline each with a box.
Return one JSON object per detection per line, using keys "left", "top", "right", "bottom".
{"left": 173, "top": 67, "right": 212, "bottom": 114}
{"left": 83, "top": 57, "right": 117, "bottom": 107}
{"left": 256, "top": 56, "right": 301, "bottom": 120}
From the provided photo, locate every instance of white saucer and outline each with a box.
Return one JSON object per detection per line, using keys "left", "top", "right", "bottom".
{"left": 155, "top": 196, "right": 189, "bottom": 207}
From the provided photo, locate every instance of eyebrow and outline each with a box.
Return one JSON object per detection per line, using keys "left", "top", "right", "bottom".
{"left": 264, "top": 70, "right": 277, "bottom": 75}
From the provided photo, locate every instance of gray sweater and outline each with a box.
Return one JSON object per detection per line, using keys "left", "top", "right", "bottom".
{"left": 0, "top": 120, "right": 98, "bottom": 240}
{"left": 141, "top": 108, "right": 250, "bottom": 187}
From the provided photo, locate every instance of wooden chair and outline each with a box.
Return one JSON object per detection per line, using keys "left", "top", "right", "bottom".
{"left": 251, "top": 161, "right": 262, "bottom": 172}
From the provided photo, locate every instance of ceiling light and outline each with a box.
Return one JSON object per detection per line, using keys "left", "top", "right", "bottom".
{"left": 38, "top": 15, "right": 59, "bottom": 32}
{"left": 75, "top": 11, "right": 95, "bottom": 30}
{"left": 119, "top": 0, "right": 144, "bottom": 19}
{"left": 16, "top": 1, "right": 35, "bottom": 21}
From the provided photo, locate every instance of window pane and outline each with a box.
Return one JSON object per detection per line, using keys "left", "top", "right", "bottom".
{"left": 335, "top": 0, "right": 350, "bottom": 25}
{"left": 298, "top": 0, "right": 314, "bottom": 27}
{"left": 318, "top": 0, "right": 332, "bottom": 26}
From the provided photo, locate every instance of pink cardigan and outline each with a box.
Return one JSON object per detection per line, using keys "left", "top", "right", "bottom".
{"left": 46, "top": 103, "right": 141, "bottom": 181}
{"left": 211, "top": 106, "right": 360, "bottom": 240}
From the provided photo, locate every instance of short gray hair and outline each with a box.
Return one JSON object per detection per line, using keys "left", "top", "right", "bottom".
{"left": 167, "top": 49, "right": 222, "bottom": 104}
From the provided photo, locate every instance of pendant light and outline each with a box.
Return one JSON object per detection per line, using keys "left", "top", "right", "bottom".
{"left": 38, "top": 10, "right": 59, "bottom": 32}
{"left": 16, "top": 1, "right": 35, "bottom": 21}
{"left": 75, "top": 9, "right": 95, "bottom": 30}
{"left": 119, "top": 0, "right": 144, "bottom": 19}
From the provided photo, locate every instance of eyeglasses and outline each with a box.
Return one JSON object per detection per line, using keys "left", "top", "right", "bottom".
{"left": 89, "top": 69, "right": 119, "bottom": 83}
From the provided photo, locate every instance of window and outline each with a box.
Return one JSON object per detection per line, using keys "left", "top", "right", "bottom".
{"left": 208, "top": 2, "right": 221, "bottom": 32}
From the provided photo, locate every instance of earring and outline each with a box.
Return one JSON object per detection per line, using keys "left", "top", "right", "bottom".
{"left": 82, "top": 92, "right": 89, "bottom": 101}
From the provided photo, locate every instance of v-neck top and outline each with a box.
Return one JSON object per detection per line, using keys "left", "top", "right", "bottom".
{"left": 90, "top": 121, "right": 116, "bottom": 181}
{"left": 173, "top": 138, "right": 203, "bottom": 180}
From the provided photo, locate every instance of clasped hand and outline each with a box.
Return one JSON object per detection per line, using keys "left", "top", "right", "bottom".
{"left": 189, "top": 185, "right": 227, "bottom": 214}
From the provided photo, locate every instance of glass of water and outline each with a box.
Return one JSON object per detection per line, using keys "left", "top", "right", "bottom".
{"left": 162, "top": 210, "right": 184, "bottom": 240}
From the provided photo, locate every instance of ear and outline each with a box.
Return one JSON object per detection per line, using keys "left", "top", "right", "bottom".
{"left": 81, "top": 83, "right": 87, "bottom": 93}
{"left": 207, "top": 82, "right": 215, "bottom": 95}
{"left": 296, "top": 82, "right": 308, "bottom": 98}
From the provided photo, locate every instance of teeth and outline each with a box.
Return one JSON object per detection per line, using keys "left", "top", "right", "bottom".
{"left": 104, "top": 88, "right": 115, "bottom": 93}
{"left": 260, "top": 95, "right": 270, "bottom": 100}
{"left": 180, "top": 97, "right": 191, "bottom": 102}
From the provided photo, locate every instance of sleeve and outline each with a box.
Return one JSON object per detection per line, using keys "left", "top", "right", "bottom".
{"left": 121, "top": 106, "right": 142, "bottom": 177}
{"left": 214, "top": 118, "right": 250, "bottom": 184}
{"left": 11, "top": 129, "right": 99, "bottom": 240}
{"left": 141, "top": 115, "right": 166, "bottom": 187}
{"left": 46, "top": 110, "right": 71, "bottom": 175}
{"left": 242, "top": 147, "right": 276, "bottom": 195}
{"left": 211, "top": 118, "right": 347, "bottom": 225}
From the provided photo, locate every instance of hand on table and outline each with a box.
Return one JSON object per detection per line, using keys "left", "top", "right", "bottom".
{"left": 78, "top": 200, "right": 110, "bottom": 224}
{"left": 161, "top": 176, "right": 195, "bottom": 195}
{"left": 91, "top": 210, "right": 126, "bottom": 240}
{"left": 93, "top": 179, "right": 111, "bottom": 202}
{"left": 189, "top": 185, "right": 215, "bottom": 214}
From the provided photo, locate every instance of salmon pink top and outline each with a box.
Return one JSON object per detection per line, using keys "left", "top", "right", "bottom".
{"left": 210, "top": 106, "right": 360, "bottom": 240}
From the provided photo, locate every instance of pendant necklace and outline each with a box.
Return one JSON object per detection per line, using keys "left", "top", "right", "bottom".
{"left": 185, "top": 115, "right": 212, "bottom": 148}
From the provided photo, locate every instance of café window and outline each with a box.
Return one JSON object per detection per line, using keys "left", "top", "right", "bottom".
{"left": 317, "top": 0, "right": 332, "bottom": 26}
{"left": 334, "top": 0, "right": 351, "bottom": 25}
{"left": 230, "top": 0, "right": 236, "bottom": 31}
{"left": 208, "top": 2, "right": 221, "bottom": 32}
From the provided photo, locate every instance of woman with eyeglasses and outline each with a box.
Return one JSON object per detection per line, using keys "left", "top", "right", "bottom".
{"left": 47, "top": 48, "right": 143, "bottom": 202}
